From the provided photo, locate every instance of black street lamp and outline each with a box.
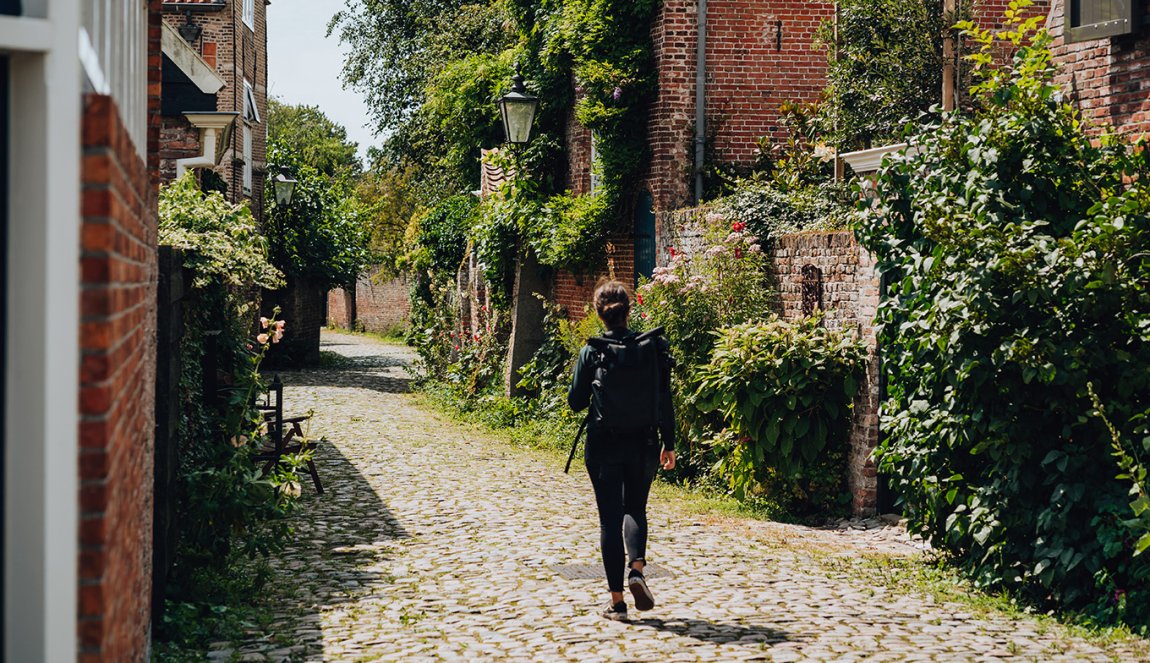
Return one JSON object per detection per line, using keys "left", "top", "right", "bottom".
{"left": 497, "top": 73, "right": 539, "bottom": 145}
{"left": 272, "top": 166, "right": 297, "bottom": 206}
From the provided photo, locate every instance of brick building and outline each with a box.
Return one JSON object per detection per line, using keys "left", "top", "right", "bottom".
{"left": 1050, "top": 0, "right": 1150, "bottom": 136}
{"left": 3, "top": 0, "right": 161, "bottom": 659}
{"left": 159, "top": 0, "right": 269, "bottom": 218}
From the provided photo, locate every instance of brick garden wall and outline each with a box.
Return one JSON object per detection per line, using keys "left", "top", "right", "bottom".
{"left": 769, "top": 232, "right": 881, "bottom": 515}
{"left": 79, "top": 90, "right": 159, "bottom": 659}
{"left": 667, "top": 209, "right": 881, "bottom": 515}
{"left": 264, "top": 277, "right": 326, "bottom": 366}
{"left": 327, "top": 269, "right": 413, "bottom": 334}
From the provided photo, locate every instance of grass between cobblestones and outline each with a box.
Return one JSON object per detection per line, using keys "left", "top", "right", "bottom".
{"left": 411, "top": 379, "right": 1149, "bottom": 655}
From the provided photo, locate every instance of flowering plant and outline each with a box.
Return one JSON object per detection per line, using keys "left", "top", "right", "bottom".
{"left": 634, "top": 215, "right": 773, "bottom": 368}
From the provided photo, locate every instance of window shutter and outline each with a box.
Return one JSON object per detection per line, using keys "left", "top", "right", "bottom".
{"left": 1066, "top": 0, "right": 1140, "bottom": 42}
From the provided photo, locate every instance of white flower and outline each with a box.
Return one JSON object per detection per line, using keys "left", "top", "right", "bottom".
{"left": 748, "top": 244, "right": 763, "bottom": 254}
{"left": 726, "top": 232, "right": 744, "bottom": 243}
{"left": 813, "top": 142, "right": 836, "bottom": 163}
{"left": 705, "top": 245, "right": 728, "bottom": 257}
{"left": 280, "top": 481, "right": 302, "bottom": 499}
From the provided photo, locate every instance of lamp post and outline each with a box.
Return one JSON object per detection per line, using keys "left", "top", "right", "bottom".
{"left": 497, "top": 73, "right": 539, "bottom": 145}
{"left": 272, "top": 166, "right": 297, "bottom": 206}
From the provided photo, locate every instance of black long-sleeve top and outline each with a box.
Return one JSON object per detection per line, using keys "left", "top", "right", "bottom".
{"left": 567, "top": 327, "right": 676, "bottom": 452}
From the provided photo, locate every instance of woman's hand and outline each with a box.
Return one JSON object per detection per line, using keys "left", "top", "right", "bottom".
{"left": 660, "top": 450, "right": 676, "bottom": 471}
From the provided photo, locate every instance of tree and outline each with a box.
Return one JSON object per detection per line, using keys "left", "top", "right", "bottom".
{"left": 267, "top": 99, "right": 361, "bottom": 179}
{"left": 817, "top": 0, "right": 952, "bottom": 150}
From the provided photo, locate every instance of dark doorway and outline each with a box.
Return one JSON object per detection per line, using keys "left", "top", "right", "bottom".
{"left": 634, "top": 189, "right": 656, "bottom": 287}
{"left": 0, "top": 0, "right": 19, "bottom": 16}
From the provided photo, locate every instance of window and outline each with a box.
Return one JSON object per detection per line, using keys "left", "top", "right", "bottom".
{"left": 242, "top": 0, "right": 254, "bottom": 30}
{"left": 1065, "top": 0, "right": 1140, "bottom": 42}
{"left": 243, "top": 125, "right": 252, "bottom": 195}
{"left": 243, "top": 79, "right": 260, "bottom": 123}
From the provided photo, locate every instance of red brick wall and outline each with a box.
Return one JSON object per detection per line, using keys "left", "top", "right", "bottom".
{"left": 327, "top": 269, "right": 413, "bottom": 334}
{"left": 1050, "top": 0, "right": 1150, "bottom": 136}
{"left": 79, "top": 92, "right": 159, "bottom": 660}
{"left": 552, "top": 232, "right": 637, "bottom": 320}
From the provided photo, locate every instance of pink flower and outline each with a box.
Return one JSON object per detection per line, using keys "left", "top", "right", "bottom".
{"left": 275, "top": 320, "right": 286, "bottom": 331}
{"left": 454, "top": 345, "right": 461, "bottom": 351}
{"left": 273, "top": 329, "right": 284, "bottom": 343}
{"left": 256, "top": 333, "right": 269, "bottom": 344}
{"left": 612, "top": 86, "right": 622, "bottom": 101}
{"left": 259, "top": 317, "right": 270, "bottom": 329}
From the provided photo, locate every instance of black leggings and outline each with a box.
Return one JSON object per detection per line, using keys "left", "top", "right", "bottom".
{"left": 585, "top": 439, "right": 661, "bottom": 593}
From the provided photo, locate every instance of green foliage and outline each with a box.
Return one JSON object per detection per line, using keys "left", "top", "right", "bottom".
{"left": 355, "top": 164, "right": 422, "bottom": 278}
{"left": 404, "top": 194, "right": 477, "bottom": 277}
{"left": 693, "top": 318, "right": 865, "bottom": 512}
{"left": 158, "top": 173, "right": 283, "bottom": 291}
{"left": 267, "top": 99, "right": 361, "bottom": 178}
{"left": 716, "top": 180, "right": 853, "bottom": 242}
{"left": 855, "top": 13, "right": 1150, "bottom": 629}
{"left": 634, "top": 216, "right": 774, "bottom": 368}
{"left": 817, "top": 0, "right": 952, "bottom": 150}
{"left": 265, "top": 143, "right": 375, "bottom": 289}
{"left": 158, "top": 179, "right": 307, "bottom": 645}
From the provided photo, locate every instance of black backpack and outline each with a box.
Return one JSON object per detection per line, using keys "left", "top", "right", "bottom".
{"left": 565, "top": 327, "right": 669, "bottom": 472}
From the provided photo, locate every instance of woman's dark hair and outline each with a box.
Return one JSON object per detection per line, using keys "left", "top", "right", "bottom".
{"left": 594, "top": 279, "right": 631, "bottom": 328}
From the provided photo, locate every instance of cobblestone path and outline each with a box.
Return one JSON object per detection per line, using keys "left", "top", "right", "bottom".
{"left": 219, "top": 331, "right": 1150, "bottom": 662}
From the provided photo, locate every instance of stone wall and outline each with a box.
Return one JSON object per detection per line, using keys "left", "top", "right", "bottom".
{"left": 327, "top": 269, "right": 413, "bottom": 335}
{"left": 79, "top": 90, "right": 159, "bottom": 660}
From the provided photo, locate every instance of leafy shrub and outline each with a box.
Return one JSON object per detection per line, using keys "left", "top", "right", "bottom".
{"left": 635, "top": 216, "right": 774, "bottom": 368}
{"left": 265, "top": 144, "right": 375, "bottom": 290}
{"left": 693, "top": 318, "right": 865, "bottom": 512}
{"left": 716, "top": 180, "right": 852, "bottom": 242}
{"left": 816, "top": 0, "right": 952, "bottom": 150}
{"left": 158, "top": 178, "right": 306, "bottom": 636}
{"left": 855, "top": 13, "right": 1150, "bottom": 629}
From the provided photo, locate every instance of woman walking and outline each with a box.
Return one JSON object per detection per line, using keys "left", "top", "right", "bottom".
{"left": 568, "top": 280, "right": 676, "bottom": 621}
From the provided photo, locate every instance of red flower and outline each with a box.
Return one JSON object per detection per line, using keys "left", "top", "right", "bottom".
{"left": 735, "top": 248, "right": 743, "bottom": 259}
{"left": 473, "top": 333, "right": 481, "bottom": 341}
{"left": 636, "top": 293, "right": 643, "bottom": 305}
{"left": 668, "top": 246, "right": 677, "bottom": 258}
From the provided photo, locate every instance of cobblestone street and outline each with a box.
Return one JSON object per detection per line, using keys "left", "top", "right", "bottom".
{"left": 216, "top": 331, "right": 1150, "bottom": 662}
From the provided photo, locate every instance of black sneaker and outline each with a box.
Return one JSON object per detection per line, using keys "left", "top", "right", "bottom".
{"left": 602, "top": 600, "right": 629, "bottom": 621}
{"left": 628, "top": 570, "right": 655, "bottom": 611}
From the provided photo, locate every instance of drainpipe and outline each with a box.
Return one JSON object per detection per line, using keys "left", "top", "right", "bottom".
{"left": 694, "top": 0, "right": 707, "bottom": 205}
{"left": 942, "top": 0, "right": 956, "bottom": 111}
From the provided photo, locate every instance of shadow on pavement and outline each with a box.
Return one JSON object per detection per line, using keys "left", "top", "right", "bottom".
{"left": 630, "top": 617, "right": 792, "bottom": 646}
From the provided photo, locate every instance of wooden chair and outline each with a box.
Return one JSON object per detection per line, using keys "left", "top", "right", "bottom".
{"left": 253, "top": 375, "right": 323, "bottom": 494}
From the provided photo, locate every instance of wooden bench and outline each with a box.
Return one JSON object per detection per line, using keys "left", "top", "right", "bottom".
{"left": 253, "top": 375, "right": 323, "bottom": 494}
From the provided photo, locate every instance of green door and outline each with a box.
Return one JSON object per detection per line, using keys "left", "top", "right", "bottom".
{"left": 634, "top": 190, "right": 656, "bottom": 286}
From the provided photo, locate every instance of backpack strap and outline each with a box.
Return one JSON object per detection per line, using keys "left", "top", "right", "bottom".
{"left": 564, "top": 415, "right": 590, "bottom": 474}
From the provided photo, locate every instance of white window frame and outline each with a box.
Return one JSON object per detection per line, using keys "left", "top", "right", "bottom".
{"left": 1, "top": 0, "right": 83, "bottom": 659}
{"left": 243, "top": 125, "right": 253, "bottom": 195}
{"left": 242, "top": 0, "right": 254, "bottom": 30}
{"left": 243, "top": 78, "right": 260, "bottom": 123}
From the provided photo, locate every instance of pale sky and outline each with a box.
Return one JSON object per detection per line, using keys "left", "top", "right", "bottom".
{"left": 267, "top": 1, "right": 380, "bottom": 163}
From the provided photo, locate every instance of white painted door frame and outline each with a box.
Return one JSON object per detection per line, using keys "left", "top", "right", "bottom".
{"left": 0, "top": 0, "right": 81, "bottom": 659}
